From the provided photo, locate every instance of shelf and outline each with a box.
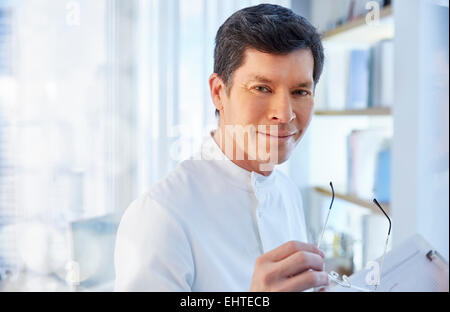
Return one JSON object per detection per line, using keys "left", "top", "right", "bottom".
{"left": 314, "top": 107, "right": 391, "bottom": 116}
{"left": 314, "top": 186, "right": 390, "bottom": 215}
{"left": 322, "top": 5, "right": 394, "bottom": 45}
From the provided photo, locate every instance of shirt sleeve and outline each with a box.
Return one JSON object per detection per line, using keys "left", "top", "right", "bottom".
{"left": 114, "top": 195, "right": 195, "bottom": 291}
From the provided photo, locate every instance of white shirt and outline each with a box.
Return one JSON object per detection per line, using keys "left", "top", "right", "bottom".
{"left": 114, "top": 131, "right": 308, "bottom": 291}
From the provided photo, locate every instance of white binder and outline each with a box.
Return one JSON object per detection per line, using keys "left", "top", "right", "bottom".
{"left": 330, "top": 234, "right": 449, "bottom": 292}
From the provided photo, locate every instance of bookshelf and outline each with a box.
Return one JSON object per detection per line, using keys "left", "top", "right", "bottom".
{"left": 303, "top": 0, "right": 449, "bottom": 276}
{"left": 316, "top": 4, "right": 395, "bottom": 116}
{"left": 302, "top": 1, "right": 397, "bottom": 273}
{"left": 322, "top": 5, "right": 394, "bottom": 45}
{"left": 313, "top": 3, "right": 394, "bottom": 208}
{"left": 311, "top": 2, "right": 394, "bottom": 213}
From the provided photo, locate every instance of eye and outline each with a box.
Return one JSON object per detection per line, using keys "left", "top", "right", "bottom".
{"left": 293, "top": 89, "right": 311, "bottom": 96}
{"left": 254, "top": 86, "right": 271, "bottom": 93}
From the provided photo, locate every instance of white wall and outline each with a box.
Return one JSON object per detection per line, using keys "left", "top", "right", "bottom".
{"left": 392, "top": 0, "right": 449, "bottom": 260}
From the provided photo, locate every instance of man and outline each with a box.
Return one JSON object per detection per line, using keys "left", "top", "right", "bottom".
{"left": 114, "top": 4, "right": 328, "bottom": 292}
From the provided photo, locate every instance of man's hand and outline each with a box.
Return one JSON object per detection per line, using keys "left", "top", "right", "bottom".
{"left": 250, "top": 240, "right": 328, "bottom": 292}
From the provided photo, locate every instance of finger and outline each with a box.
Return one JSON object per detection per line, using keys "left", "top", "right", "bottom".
{"left": 264, "top": 241, "right": 325, "bottom": 262}
{"left": 278, "top": 270, "right": 329, "bottom": 292}
{"left": 277, "top": 251, "right": 324, "bottom": 277}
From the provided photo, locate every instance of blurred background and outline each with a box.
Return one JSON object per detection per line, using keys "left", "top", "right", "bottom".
{"left": 0, "top": 0, "right": 448, "bottom": 291}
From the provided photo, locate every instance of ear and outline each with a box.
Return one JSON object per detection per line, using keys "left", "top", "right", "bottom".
{"left": 209, "top": 73, "right": 226, "bottom": 113}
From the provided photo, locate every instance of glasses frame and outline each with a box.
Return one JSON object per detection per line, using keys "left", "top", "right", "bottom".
{"left": 316, "top": 182, "right": 334, "bottom": 249}
{"left": 317, "top": 182, "right": 392, "bottom": 292}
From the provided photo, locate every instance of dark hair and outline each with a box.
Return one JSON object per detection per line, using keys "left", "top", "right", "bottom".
{"left": 213, "top": 4, "right": 324, "bottom": 118}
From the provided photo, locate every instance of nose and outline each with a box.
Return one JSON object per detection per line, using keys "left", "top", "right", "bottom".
{"left": 268, "top": 91, "right": 296, "bottom": 124}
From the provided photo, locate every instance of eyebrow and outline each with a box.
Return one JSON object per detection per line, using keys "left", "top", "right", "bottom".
{"left": 247, "top": 75, "right": 314, "bottom": 89}
{"left": 248, "top": 75, "right": 273, "bottom": 84}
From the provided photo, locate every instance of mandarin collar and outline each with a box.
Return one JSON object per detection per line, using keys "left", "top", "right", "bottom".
{"left": 196, "top": 130, "right": 278, "bottom": 193}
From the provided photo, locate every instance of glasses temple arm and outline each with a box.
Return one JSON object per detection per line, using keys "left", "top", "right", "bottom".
{"left": 329, "top": 181, "right": 334, "bottom": 210}
{"left": 373, "top": 198, "right": 391, "bottom": 235}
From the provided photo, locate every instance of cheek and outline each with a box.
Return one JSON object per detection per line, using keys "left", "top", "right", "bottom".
{"left": 228, "top": 95, "right": 267, "bottom": 124}
{"left": 294, "top": 102, "right": 314, "bottom": 126}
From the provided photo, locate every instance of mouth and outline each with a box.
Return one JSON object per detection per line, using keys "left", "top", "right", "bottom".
{"left": 256, "top": 131, "right": 297, "bottom": 141}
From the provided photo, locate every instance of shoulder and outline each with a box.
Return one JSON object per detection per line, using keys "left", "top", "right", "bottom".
{"left": 120, "top": 158, "right": 219, "bottom": 229}
{"left": 116, "top": 193, "right": 174, "bottom": 239}
{"left": 115, "top": 189, "right": 195, "bottom": 291}
{"left": 149, "top": 159, "right": 207, "bottom": 194}
{"left": 147, "top": 158, "right": 218, "bottom": 210}
{"left": 116, "top": 189, "right": 193, "bottom": 260}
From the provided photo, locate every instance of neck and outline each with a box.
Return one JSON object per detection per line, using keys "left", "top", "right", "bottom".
{"left": 212, "top": 128, "right": 274, "bottom": 177}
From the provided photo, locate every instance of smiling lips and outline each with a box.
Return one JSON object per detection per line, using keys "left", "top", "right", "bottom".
{"left": 257, "top": 131, "right": 297, "bottom": 140}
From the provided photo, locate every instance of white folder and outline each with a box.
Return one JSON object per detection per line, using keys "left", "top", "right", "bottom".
{"left": 330, "top": 234, "right": 449, "bottom": 292}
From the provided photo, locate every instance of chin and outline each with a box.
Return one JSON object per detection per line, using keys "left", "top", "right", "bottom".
{"left": 274, "top": 150, "right": 292, "bottom": 164}
{"left": 260, "top": 147, "right": 293, "bottom": 165}
{"left": 253, "top": 135, "right": 300, "bottom": 164}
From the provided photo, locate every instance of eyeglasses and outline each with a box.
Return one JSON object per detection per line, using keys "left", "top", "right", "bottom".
{"left": 316, "top": 181, "right": 334, "bottom": 249}
{"left": 317, "top": 182, "right": 392, "bottom": 292}
{"left": 372, "top": 198, "right": 391, "bottom": 290}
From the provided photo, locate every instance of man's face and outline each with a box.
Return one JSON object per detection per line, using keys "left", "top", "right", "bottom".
{"left": 212, "top": 47, "right": 315, "bottom": 171}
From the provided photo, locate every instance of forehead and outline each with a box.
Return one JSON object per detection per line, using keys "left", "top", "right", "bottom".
{"left": 234, "top": 47, "right": 315, "bottom": 84}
